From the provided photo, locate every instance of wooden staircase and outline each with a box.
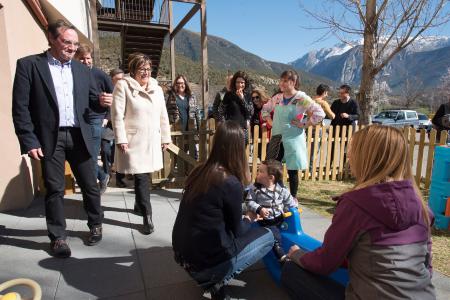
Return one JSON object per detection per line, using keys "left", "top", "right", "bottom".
{"left": 96, "top": 0, "right": 169, "bottom": 77}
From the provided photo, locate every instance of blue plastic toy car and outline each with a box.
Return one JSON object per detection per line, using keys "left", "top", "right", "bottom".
{"left": 261, "top": 208, "right": 349, "bottom": 286}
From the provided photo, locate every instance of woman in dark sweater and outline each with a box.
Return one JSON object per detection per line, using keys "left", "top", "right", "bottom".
{"left": 172, "top": 121, "right": 274, "bottom": 299}
{"left": 216, "top": 71, "right": 254, "bottom": 144}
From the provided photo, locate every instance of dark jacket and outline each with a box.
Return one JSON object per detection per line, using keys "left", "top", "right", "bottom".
{"left": 432, "top": 102, "right": 450, "bottom": 139}
{"left": 330, "top": 98, "right": 359, "bottom": 127}
{"left": 217, "top": 92, "right": 254, "bottom": 128}
{"left": 12, "top": 52, "right": 103, "bottom": 159}
{"left": 89, "top": 66, "right": 113, "bottom": 121}
{"left": 172, "top": 175, "right": 252, "bottom": 271}
{"left": 297, "top": 180, "right": 435, "bottom": 299}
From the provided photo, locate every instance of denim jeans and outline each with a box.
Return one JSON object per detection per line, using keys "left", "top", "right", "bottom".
{"left": 89, "top": 119, "right": 106, "bottom": 182}
{"left": 189, "top": 227, "right": 274, "bottom": 291}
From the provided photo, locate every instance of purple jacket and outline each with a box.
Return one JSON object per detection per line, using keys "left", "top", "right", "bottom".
{"left": 299, "top": 180, "right": 435, "bottom": 299}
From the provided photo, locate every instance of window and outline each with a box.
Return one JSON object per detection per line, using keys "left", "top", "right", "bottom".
{"left": 406, "top": 112, "right": 417, "bottom": 119}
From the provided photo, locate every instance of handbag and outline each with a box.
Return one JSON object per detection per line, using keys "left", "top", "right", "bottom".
{"left": 266, "top": 134, "right": 282, "bottom": 160}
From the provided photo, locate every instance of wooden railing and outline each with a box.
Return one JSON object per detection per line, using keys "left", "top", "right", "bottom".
{"left": 97, "top": 0, "right": 169, "bottom": 25}
{"left": 153, "top": 120, "right": 448, "bottom": 189}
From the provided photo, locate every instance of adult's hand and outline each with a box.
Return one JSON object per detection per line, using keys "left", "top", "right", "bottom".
{"left": 118, "top": 143, "right": 128, "bottom": 154}
{"left": 290, "top": 119, "right": 304, "bottom": 128}
{"left": 161, "top": 143, "right": 169, "bottom": 151}
{"left": 100, "top": 92, "right": 113, "bottom": 107}
{"left": 236, "top": 89, "right": 244, "bottom": 99}
{"left": 28, "top": 148, "right": 44, "bottom": 160}
{"left": 340, "top": 112, "right": 349, "bottom": 119}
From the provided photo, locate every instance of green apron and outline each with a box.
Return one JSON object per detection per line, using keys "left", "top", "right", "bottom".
{"left": 271, "top": 102, "right": 308, "bottom": 170}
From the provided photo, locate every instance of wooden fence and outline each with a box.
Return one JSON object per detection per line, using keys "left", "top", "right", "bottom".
{"left": 61, "top": 120, "right": 448, "bottom": 193}
{"left": 155, "top": 120, "right": 448, "bottom": 190}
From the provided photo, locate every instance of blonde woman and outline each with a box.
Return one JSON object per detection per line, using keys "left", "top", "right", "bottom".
{"left": 283, "top": 125, "right": 435, "bottom": 299}
{"left": 112, "top": 54, "right": 171, "bottom": 235}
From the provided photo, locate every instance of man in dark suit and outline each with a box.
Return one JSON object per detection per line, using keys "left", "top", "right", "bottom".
{"left": 12, "top": 20, "right": 112, "bottom": 258}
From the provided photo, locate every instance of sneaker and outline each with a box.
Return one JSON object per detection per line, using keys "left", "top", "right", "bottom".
{"left": 116, "top": 180, "right": 127, "bottom": 188}
{"left": 273, "top": 242, "right": 286, "bottom": 261}
{"left": 50, "top": 239, "right": 71, "bottom": 258}
{"left": 87, "top": 226, "right": 102, "bottom": 246}
{"left": 99, "top": 174, "right": 110, "bottom": 194}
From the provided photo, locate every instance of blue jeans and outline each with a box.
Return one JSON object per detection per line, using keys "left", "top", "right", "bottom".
{"left": 89, "top": 119, "right": 106, "bottom": 182}
{"left": 189, "top": 227, "right": 274, "bottom": 291}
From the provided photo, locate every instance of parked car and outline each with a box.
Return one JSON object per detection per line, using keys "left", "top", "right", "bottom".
{"left": 417, "top": 113, "right": 432, "bottom": 132}
{"left": 372, "top": 110, "right": 420, "bottom": 128}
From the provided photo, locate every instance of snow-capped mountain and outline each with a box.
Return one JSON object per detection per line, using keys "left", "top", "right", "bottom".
{"left": 289, "top": 36, "right": 450, "bottom": 90}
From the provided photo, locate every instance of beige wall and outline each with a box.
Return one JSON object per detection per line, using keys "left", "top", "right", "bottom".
{"left": 0, "top": 1, "right": 48, "bottom": 211}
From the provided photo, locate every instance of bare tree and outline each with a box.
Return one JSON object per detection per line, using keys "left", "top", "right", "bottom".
{"left": 399, "top": 71, "right": 424, "bottom": 108}
{"left": 302, "top": 0, "right": 450, "bottom": 124}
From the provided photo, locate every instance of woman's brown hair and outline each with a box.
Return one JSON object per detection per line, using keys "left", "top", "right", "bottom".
{"left": 183, "top": 121, "right": 250, "bottom": 202}
{"left": 172, "top": 74, "right": 193, "bottom": 97}
{"left": 128, "top": 53, "right": 151, "bottom": 78}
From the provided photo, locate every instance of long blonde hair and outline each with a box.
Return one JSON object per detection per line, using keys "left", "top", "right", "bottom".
{"left": 348, "top": 125, "right": 430, "bottom": 227}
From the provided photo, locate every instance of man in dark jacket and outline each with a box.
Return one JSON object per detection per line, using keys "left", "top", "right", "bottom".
{"left": 431, "top": 99, "right": 450, "bottom": 141}
{"left": 12, "top": 20, "right": 111, "bottom": 258}
{"left": 75, "top": 44, "right": 114, "bottom": 194}
{"left": 330, "top": 84, "right": 360, "bottom": 128}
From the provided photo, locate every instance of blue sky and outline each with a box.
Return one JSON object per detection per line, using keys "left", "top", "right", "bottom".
{"left": 172, "top": 0, "right": 450, "bottom": 64}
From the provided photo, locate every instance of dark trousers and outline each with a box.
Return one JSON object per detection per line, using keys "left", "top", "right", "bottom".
{"left": 41, "top": 128, "right": 103, "bottom": 241}
{"left": 275, "top": 143, "right": 299, "bottom": 197}
{"left": 134, "top": 173, "right": 152, "bottom": 217}
{"left": 89, "top": 119, "right": 106, "bottom": 182}
{"left": 100, "top": 139, "right": 113, "bottom": 175}
{"left": 281, "top": 261, "right": 345, "bottom": 300}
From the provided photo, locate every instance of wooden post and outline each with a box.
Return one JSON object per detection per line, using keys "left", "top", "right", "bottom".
{"left": 89, "top": 0, "right": 101, "bottom": 65}
{"left": 200, "top": 1, "right": 209, "bottom": 117}
{"left": 304, "top": 126, "right": 313, "bottom": 180}
{"left": 325, "top": 126, "right": 333, "bottom": 181}
{"left": 261, "top": 126, "right": 267, "bottom": 161}
{"left": 318, "top": 126, "right": 327, "bottom": 181}
{"left": 338, "top": 126, "right": 347, "bottom": 180}
{"left": 168, "top": 0, "right": 176, "bottom": 80}
{"left": 415, "top": 129, "right": 426, "bottom": 185}
{"left": 251, "top": 126, "right": 260, "bottom": 182}
{"left": 331, "top": 126, "right": 340, "bottom": 181}
{"left": 425, "top": 129, "right": 437, "bottom": 189}
{"left": 408, "top": 127, "right": 416, "bottom": 167}
{"left": 311, "top": 126, "right": 320, "bottom": 181}
{"left": 344, "top": 125, "right": 354, "bottom": 179}
{"left": 199, "top": 120, "right": 207, "bottom": 162}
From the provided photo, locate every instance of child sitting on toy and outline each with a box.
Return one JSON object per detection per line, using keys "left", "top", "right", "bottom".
{"left": 246, "top": 159, "right": 298, "bottom": 262}
{"left": 282, "top": 125, "right": 435, "bottom": 300}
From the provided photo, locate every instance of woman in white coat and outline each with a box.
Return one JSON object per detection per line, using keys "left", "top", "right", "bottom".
{"left": 112, "top": 54, "right": 171, "bottom": 235}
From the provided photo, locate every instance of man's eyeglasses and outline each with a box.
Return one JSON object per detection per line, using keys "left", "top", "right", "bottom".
{"left": 138, "top": 68, "right": 152, "bottom": 73}
{"left": 61, "top": 38, "right": 80, "bottom": 48}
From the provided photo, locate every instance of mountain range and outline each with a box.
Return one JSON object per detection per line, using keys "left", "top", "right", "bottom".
{"left": 289, "top": 36, "right": 450, "bottom": 92}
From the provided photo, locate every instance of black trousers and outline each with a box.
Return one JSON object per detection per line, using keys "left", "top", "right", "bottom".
{"left": 281, "top": 261, "right": 345, "bottom": 300}
{"left": 41, "top": 128, "right": 103, "bottom": 241}
{"left": 275, "top": 143, "right": 299, "bottom": 197}
{"left": 134, "top": 173, "right": 152, "bottom": 217}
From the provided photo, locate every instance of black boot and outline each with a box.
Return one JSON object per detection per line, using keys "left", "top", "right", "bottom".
{"left": 210, "top": 285, "right": 230, "bottom": 300}
{"left": 133, "top": 202, "right": 142, "bottom": 216}
{"left": 143, "top": 215, "right": 154, "bottom": 235}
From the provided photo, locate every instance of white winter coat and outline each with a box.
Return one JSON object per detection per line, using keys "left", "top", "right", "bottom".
{"left": 112, "top": 76, "right": 171, "bottom": 174}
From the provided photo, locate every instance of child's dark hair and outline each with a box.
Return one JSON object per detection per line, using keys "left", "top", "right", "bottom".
{"left": 262, "top": 159, "right": 283, "bottom": 184}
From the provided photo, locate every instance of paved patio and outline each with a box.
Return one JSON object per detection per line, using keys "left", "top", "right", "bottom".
{"left": 0, "top": 187, "right": 449, "bottom": 299}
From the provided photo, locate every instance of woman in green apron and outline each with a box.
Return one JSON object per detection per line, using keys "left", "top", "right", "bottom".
{"left": 262, "top": 70, "right": 325, "bottom": 197}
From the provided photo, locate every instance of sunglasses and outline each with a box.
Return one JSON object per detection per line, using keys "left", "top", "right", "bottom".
{"left": 252, "top": 96, "right": 260, "bottom": 100}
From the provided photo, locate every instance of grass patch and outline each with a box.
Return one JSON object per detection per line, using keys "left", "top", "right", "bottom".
{"left": 298, "top": 180, "right": 450, "bottom": 277}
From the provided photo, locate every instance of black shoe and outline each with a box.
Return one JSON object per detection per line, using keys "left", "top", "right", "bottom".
{"left": 116, "top": 180, "right": 127, "bottom": 188}
{"left": 99, "top": 174, "right": 110, "bottom": 194}
{"left": 273, "top": 242, "right": 286, "bottom": 261}
{"left": 50, "top": 239, "right": 71, "bottom": 258}
{"left": 210, "top": 285, "right": 230, "bottom": 300}
{"left": 133, "top": 203, "right": 143, "bottom": 216}
{"left": 142, "top": 216, "right": 154, "bottom": 235}
{"left": 87, "top": 226, "right": 103, "bottom": 246}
